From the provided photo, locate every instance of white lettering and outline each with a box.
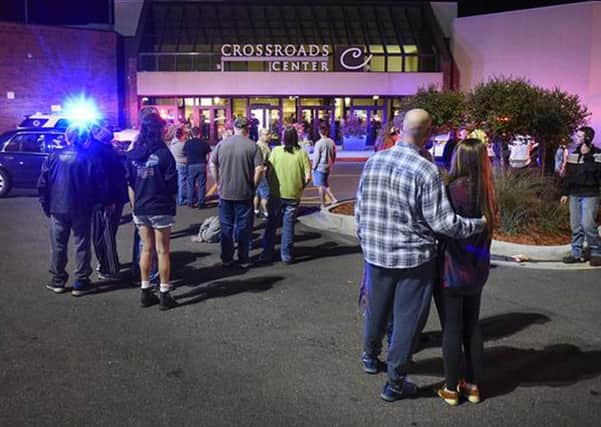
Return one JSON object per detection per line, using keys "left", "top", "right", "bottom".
{"left": 297, "top": 45, "right": 306, "bottom": 56}
{"left": 282, "top": 61, "right": 289, "bottom": 71}
{"left": 272, "top": 61, "right": 280, "bottom": 71}
{"left": 265, "top": 44, "right": 273, "bottom": 56}
{"left": 312, "top": 62, "right": 318, "bottom": 71}
{"left": 339, "top": 47, "right": 372, "bottom": 70}
{"left": 221, "top": 44, "right": 232, "bottom": 56}
{"left": 284, "top": 44, "right": 296, "bottom": 56}
{"left": 309, "top": 44, "right": 320, "bottom": 56}
{"left": 274, "top": 44, "right": 283, "bottom": 56}
{"left": 242, "top": 44, "right": 254, "bottom": 56}
{"left": 255, "top": 44, "right": 263, "bottom": 56}
{"left": 321, "top": 61, "right": 329, "bottom": 72}
{"left": 232, "top": 44, "right": 242, "bottom": 56}
{"left": 302, "top": 61, "right": 309, "bottom": 71}
{"left": 291, "top": 62, "right": 300, "bottom": 71}
{"left": 322, "top": 44, "right": 330, "bottom": 56}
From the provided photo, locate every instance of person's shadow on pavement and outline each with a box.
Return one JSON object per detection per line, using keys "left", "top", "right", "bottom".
{"left": 417, "top": 312, "right": 552, "bottom": 352}
{"left": 174, "top": 275, "right": 284, "bottom": 307}
{"left": 412, "top": 344, "right": 601, "bottom": 400}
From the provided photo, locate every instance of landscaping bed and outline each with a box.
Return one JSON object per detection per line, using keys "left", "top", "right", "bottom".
{"left": 330, "top": 200, "right": 572, "bottom": 246}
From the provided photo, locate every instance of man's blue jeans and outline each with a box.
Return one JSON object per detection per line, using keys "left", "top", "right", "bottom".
{"left": 569, "top": 195, "right": 601, "bottom": 257}
{"left": 363, "top": 259, "right": 434, "bottom": 386}
{"left": 262, "top": 198, "right": 299, "bottom": 263}
{"left": 49, "top": 213, "right": 93, "bottom": 284}
{"left": 176, "top": 163, "right": 188, "bottom": 206}
{"left": 219, "top": 199, "right": 253, "bottom": 263}
{"left": 187, "top": 163, "right": 207, "bottom": 206}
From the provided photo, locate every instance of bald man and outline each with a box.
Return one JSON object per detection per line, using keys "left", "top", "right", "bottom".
{"left": 355, "top": 109, "right": 487, "bottom": 402}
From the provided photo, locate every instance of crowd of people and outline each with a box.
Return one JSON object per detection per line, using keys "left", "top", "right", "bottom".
{"left": 36, "top": 104, "right": 599, "bottom": 404}
{"left": 36, "top": 107, "right": 339, "bottom": 309}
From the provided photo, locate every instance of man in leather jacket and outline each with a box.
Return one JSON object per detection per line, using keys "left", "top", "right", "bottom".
{"left": 38, "top": 125, "right": 106, "bottom": 296}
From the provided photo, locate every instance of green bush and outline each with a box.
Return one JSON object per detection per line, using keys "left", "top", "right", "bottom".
{"left": 494, "top": 172, "right": 570, "bottom": 236}
{"left": 494, "top": 171, "right": 538, "bottom": 234}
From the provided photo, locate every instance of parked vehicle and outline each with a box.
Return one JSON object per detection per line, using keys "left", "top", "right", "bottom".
{"left": 0, "top": 128, "right": 66, "bottom": 197}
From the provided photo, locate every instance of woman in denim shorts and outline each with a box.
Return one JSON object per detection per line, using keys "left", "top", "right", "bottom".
{"left": 126, "top": 112, "right": 179, "bottom": 310}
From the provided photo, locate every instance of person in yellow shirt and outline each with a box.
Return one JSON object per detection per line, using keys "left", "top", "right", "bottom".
{"left": 260, "top": 126, "right": 311, "bottom": 264}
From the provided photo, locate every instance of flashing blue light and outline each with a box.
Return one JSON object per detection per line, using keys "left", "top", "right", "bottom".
{"left": 62, "top": 95, "right": 102, "bottom": 126}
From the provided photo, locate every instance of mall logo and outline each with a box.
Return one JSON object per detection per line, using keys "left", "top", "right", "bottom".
{"left": 334, "top": 47, "right": 373, "bottom": 72}
{"left": 220, "top": 44, "right": 372, "bottom": 72}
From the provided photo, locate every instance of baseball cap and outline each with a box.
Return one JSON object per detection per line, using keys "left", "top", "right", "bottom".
{"left": 233, "top": 117, "right": 248, "bottom": 129}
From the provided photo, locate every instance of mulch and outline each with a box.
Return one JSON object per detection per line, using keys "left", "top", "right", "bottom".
{"left": 330, "top": 201, "right": 572, "bottom": 246}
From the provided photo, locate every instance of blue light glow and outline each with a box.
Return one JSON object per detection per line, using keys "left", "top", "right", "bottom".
{"left": 62, "top": 94, "right": 102, "bottom": 126}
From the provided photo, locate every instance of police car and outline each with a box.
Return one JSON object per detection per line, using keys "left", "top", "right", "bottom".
{"left": 0, "top": 122, "right": 67, "bottom": 197}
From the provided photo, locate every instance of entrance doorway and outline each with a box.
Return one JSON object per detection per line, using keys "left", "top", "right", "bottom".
{"left": 192, "top": 106, "right": 228, "bottom": 145}
{"left": 349, "top": 106, "right": 386, "bottom": 147}
{"left": 250, "top": 105, "right": 281, "bottom": 142}
{"left": 300, "top": 106, "right": 335, "bottom": 142}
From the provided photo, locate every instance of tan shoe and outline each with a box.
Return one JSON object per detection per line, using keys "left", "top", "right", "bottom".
{"left": 437, "top": 385, "right": 459, "bottom": 406}
{"left": 459, "top": 379, "right": 481, "bottom": 404}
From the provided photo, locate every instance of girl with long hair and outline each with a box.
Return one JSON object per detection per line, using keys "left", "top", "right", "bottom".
{"left": 126, "top": 112, "right": 178, "bottom": 310}
{"left": 436, "top": 138, "right": 496, "bottom": 406}
{"left": 260, "top": 126, "right": 311, "bottom": 264}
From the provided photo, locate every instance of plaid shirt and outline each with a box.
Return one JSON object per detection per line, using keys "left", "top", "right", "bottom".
{"left": 355, "top": 142, "right": 486, "bottom": 269}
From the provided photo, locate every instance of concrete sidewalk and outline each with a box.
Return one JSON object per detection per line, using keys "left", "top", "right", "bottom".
{"left": 297, "top": 205, "right": 601, "bottom": 271}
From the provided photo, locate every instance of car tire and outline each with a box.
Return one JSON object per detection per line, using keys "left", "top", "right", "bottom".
{"left": 0, "top": 168, "right": 12, "bottom": 198}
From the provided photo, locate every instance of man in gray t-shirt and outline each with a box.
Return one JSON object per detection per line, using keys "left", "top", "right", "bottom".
{"left": 210, "top": 117, "right": 263, "bottom": 267}
{"left": 312, "top": 124, "right": 338, "bottom": 209}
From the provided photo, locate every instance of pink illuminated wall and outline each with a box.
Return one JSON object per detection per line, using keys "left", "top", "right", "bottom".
{"left": 136, "top": 72, "right": 443, "bottom": 97}
{"left": 453, "top": 1, "right": 601, "bottom": 144}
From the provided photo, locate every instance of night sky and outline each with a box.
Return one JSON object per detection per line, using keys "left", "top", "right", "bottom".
{"left": 0, "top": 1, "right": 592, "bottom": 25}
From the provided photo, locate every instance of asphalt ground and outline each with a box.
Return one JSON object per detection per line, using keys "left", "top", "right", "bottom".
{"left": 1, "top": 166, "right": 601, "bottom": 426}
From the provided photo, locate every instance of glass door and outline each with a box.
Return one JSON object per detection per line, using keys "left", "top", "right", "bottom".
{"left": 250, "top": 105, "right": 282, "bottom": 143}
{"left": 300, "top": 106, "right": 335, "bottom": 142}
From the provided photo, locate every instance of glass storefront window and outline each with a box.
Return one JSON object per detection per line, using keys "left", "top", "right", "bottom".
{"left": 283, "top": 98, "right": 296, "bottom": 124}
{"left": 300, "top": 98, "right": 330, "bottom": 107}
{"left": 352, "top": 98, "right": 377, "bottom": 107}
{"left": 249, "top": 97, "right": 280, "bottom": 106}
{"left": 387, "top": 56, "right": 402, "bottom": 72}
{"left": 404, "top": 45, "right": 419, "bottom": 72}
{"left": 233, "top": 98, "right": 247, "bottom": 118}
{"left": 370, "top": 55, "right": 386, "bottom": 72}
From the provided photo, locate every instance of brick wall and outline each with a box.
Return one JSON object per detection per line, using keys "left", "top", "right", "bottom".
{"left": 0, "top": 22, "right": 120, "bottom": 133}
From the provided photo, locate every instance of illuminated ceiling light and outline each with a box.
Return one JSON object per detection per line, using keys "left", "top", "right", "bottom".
{"left": 344, "top": 97, "right": 351, "bottom": 107}
{"left": 372, "top": 95, "right": 379, "bottom": 100}
{"left": 213, "top": 97, "right": 221, "bottom": 104}
{"left": 62, "top": 94, "right": 101, "bottom": 125}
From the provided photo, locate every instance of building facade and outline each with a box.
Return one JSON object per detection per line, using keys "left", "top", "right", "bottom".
{"left": 128, "top": 0, "right": 452, "bottom": 146}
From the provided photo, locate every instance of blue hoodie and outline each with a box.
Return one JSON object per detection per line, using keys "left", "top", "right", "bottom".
{"left": 126, "top": 141, "right": 177, "bottom": 216}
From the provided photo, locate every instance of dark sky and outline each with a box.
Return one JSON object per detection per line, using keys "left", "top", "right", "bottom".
{"left": 0, "top": 1, "right": 593, "bottom": 25}
{"left": 458, "top": 0, "right": 594, "bottom": 17}
{"left": 0, "top": 0, "right": 112, "bottom": 25}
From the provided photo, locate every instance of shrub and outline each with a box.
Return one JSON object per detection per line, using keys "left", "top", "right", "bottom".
{"left": 494, "top": 172, "right": 570, "bottom": 236}
{"left": 494, "top": 171, "right": 538, "bottom": 234}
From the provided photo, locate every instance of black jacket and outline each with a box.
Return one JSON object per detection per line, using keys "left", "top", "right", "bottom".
{"left": 561, "top": 147, "right": 601, "bottom": 197}
{"left": 88, "top": 140, "right": 129, "bottom": 205}
{"left": 38, "top": 145, "right": 106, "bottom": 217}
{"left": 126, "top": 142, "right": 177, "bottom": 216}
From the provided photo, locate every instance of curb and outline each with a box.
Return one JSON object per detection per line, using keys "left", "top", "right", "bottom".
{"left": 297, "top": 201, "right": 600, "bottom": 271}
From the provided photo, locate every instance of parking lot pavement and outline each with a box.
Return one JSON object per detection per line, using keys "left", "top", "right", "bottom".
{"left": 1, "top": 195, "right": 600, "bottom": 426}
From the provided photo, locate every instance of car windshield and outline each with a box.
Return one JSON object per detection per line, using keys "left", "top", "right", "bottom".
{"left": 0, "top": 131, "right": 16, "bottom": 146}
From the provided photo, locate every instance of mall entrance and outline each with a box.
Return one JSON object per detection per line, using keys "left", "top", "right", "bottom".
{"left": 140, "top": 96, "right": 394, "bottom": 147}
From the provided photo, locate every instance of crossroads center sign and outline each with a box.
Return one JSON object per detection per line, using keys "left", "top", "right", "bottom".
{"left": 220, "top": 44, "right": 372, "bottom": 72}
